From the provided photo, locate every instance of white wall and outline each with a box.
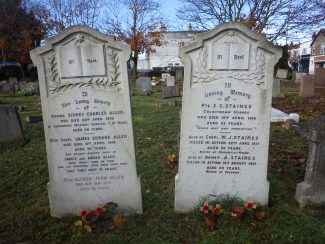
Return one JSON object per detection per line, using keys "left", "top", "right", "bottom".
{"left": 309, "top": 56, "right": 315, "bottom": 74}
{"left": 138, "top": 31, "right": 198, "bottom": 69}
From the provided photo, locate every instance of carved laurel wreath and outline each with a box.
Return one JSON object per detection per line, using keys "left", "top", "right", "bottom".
{"left": 193, "top": 45, "right": 265, "bottom": 85}
{"left": 48, "top": 50, "right": 121, "bottom": 95}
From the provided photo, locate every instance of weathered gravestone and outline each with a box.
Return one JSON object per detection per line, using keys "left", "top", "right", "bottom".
{"left": 136, "top": 77, "right": 152, "bottom": 95}
{"left": 276, "top": 69, "right": 288, "bottom": 79}
{"left": 175, "top": 68, "right": 184, "bottom": 81}
{"left": 8, "top": 77, "right": 18, "bottom": 93}
{"left": 163, "top": 85, "right": 180, "bottom": 98}
{"left": 299, "top": 75, "right": 315, "bottom": 98}
{"left": 0, "top": 105, "right": 24, "bottom": 142}
{"left": 0, "top": 81, "right": 11, "bottom": 92}
{"left": 163, "top": 76, "right": 180, "bottom": 98}
{"left": 30, "top": 25, "right": 143, "bottom": 217}
{"left": 315, "top": 68, "right": 325, "bottom": 86}
{"left": 161, "top": 73, "right": 170, "bottom": 81}
{"left": 175, "top": 23, "right": 281, "bottom": 212}
{"left": 293, "top": 72, "right": 306, "bottom": 84}
{"left": 272, "top": 78, "right": 281, "bottom": 98}
{"left": 166, "top": 76, "right": 175, "bottom": 87}
{"left": 296, "top": 116, "right": 325, "bottom": 207}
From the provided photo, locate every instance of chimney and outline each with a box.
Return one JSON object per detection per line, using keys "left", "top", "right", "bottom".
{"left": 188, "top": 23, "right": 192, "bottom": 32}
{"left": 312, "top": 32, "right": 317, "bottom": 41}
{"left": 160, "top": 24, "right": 166, "bottom": 32}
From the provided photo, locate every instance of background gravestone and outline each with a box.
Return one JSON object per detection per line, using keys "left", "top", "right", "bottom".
{"left": 276, "top": 69, "right": 288, "bottom": 79}
{"left": 272, "top": 78, "right": 281, "bottom": 98}
{"left": 175, "top": 68, "right": 184, "bottom": 81}
{"left": 166, "top": 76, "right": 175, "bottom": 87}
{"left": 299, "top": 75, "right": 315, "bottom": 97}
{"left": 315, "top": 68, "right": 325, "bottom": 86}
{"left": 0, "top": 81, "right": 11, "bottom": 92}
{"left": 175, "top": 23, "right": 281, "bottom": 212}
{"left": 0, "top": 105, "right": 24, "bottom": 142}
{"left": 30, "top": 25, "right": 143, "bottom": 217}
{"left": 296, "top": 116, "right": 325, "bottom": 207}
{"left": 163, "top": 85, "right": 180, "bottom": 98}
{"left": 161, "top": 73, "right": 170, "bottom": 81}
{"left": 136, "top": 77, "right": 152, "bottom": 95}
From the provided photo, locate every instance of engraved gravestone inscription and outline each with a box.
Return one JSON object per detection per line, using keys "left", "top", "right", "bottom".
{"left": 30, "top": 25, "right": 143, "bottom": 217}
{"left": 175, "top": 23, "right": 281, "bottom": 212}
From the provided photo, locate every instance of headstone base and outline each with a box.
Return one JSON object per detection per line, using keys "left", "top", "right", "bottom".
{"left": 296, "top": 181, "right": 325, "bottom": 207}
{"left": 163, "top": 85, "right": 180, "bottom": 98}
{"left": 175, "top": 179, "right": 270, "bottom": 212}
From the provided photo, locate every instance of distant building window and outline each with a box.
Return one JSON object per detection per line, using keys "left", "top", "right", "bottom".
{"left": 302, "top": 48, "right": 307, "bottom": 55}
{"left": 178, "top": 42, "right": 185, "bottom": 47}
{"left": 174, "top": 63, "right": 180, "bottom": 67}
{"left": 312, "top": 47, "right": 315, "bottom": 54}
{"left": 167, "top": 63, "right": 173, "bottom": 67}
{"left": 293, "top": 50, "right": 299, "bottom": 57}
{"left": 320, "top": 44, "right": 325, "bottom": 54}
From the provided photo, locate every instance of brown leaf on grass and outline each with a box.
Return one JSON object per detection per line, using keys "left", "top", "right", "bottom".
{"left": 276, "top": 122, "right": 286, "bottom": 128}
{"left": 250, "top": 222, "right": 258, "bottom": 229}
{"left": 204, "top": 215, "right": 216, "bottom": 231}
{"left": 112, "top": 214, "right": 126, "bottom": 226}
{"left": 84, "top": 225, "right": 92, "bottom": 233}
{"left": 283, "top": 149, "right": 293, "bottom": 156}
{"left": 74, "top": 220, "right": 83, "bottom": 227}
{"left": 167, "top": 154, "right": 177, "bottom": 164}
{"left": 255, "top": 210, "right": 266, "bottom": 221}
{"left": 298, "top": 158, "right": 306, "bottom": 163}
{"left": 108, "top": 223, "right": 117, "bottom": 231}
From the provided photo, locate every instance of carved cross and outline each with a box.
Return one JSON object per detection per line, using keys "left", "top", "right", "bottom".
{"left": 74, "top": 34, "right": 85, "bottom": 45}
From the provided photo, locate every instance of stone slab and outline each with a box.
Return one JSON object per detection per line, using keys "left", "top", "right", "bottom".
{"left": 294, "top": 72, "right": 306, "bottom": 84}
{"left": 0, "top": 105, "right": 24, "bottom": 142}
{"left": 315, "top": 68, "right": 325, "bottom": 86}
{"left": 163, "top": 85, "right": 180, "bottom": 98}
{"left": 299, "top": 75, "right": 315, "bottom": 97}
{"left": 161, "top": 73, "right": 170, "bottom": 80}
{"left": 30, "top": 25, "right": 143, "bottom": 217}
{"left": 166, "top": 76, "right": 175, "bottom": 87}
{"left": 296, "top": 116, "right": 325, "bottom": 207}
{"left": 175, "top": 68, "right": 184, "bottom": 81}
{"left": 272, "top": 78, "right": 281, "bottom": 98}
{"left": 271, "top": 108, "right": 299, "bottom": 123}
{"left": 175, "top": 23, "right": 281, "bottom": 212}
{"left": 136, "top": 77, "right": 152, "bottom": 96}
{"left": 0, "top": 82, "right": 11, "bottom": 92}
{"left": 276, "top": 69, "right": 288, "bottom": 79}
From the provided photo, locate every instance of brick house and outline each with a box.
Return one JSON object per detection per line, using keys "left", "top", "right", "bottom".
{"left": 309, "top": 29, "right": 325, "bottom": 85}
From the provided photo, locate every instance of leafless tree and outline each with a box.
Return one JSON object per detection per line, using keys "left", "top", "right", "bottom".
{"left": 103, "top": 0, "right": 165, "bottom": 80}
{"left": 177, "top": 0, "right": 325, "bottom": 41}
{"left": 27, "top": 0, "right": 104, "bottom": 35}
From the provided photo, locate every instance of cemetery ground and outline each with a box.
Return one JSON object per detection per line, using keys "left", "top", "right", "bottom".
{"left": 0, "top": 83, "right": 325, "bottom": 243}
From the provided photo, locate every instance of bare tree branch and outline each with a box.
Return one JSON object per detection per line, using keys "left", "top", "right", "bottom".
{"left": 177, "top": 0, "right": 325, "bottom": 41}
{"left": 103, "top": 0, "right": 165, "bottom": 80}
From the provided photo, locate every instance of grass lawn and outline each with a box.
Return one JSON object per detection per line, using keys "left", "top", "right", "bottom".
{"left": 0, "top": 82, "right": 324, "bottom": 243}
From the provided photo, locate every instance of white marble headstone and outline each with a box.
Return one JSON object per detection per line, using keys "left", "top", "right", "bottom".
{"left": 166, "top": 76, "right": 175, "bottom": 87}
{"left": 161, "top": 73, "right": 170, "bottom": 80}
{"left": 175, "top": 23, "right": 281, "bottom": 212}
{"left": 30, "top": 25, "right": 143, "bottom": 217}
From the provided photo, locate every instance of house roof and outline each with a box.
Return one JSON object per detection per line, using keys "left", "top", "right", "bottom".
{"left": 311, "top": 29, "right": 325, "bottom": 46}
